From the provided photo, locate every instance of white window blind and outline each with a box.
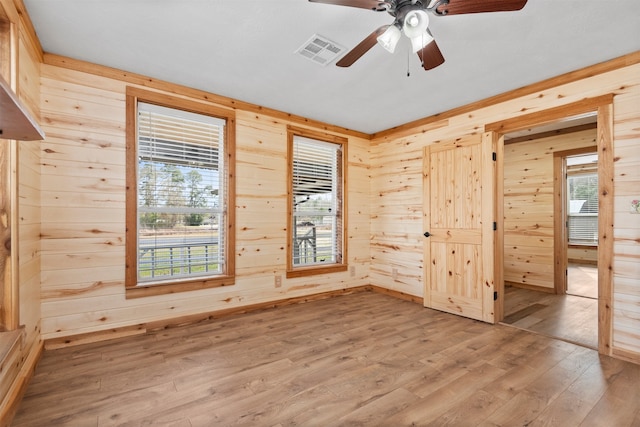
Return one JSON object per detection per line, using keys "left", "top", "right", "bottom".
{"left": 292, "top": 136, "right": 342, "bottom": 266}
{"left": 137, "top": 102, "right": 227, "bottom": 282}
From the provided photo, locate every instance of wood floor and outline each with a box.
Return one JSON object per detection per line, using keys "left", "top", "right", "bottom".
{"left": 567, "top": 264, "right": 598, "bottom": 299}
{"left": 502, "top": 264, "right": 598, "bottom": 349}
{"left": 12, "top": 291, "right": 640, "bottom": 426}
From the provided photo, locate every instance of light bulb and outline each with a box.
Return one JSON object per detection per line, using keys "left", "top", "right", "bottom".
{"left": 403, "top": 9, "right": 429, "bottom": 39}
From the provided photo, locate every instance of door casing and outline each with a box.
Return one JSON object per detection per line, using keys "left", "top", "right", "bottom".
{"left": 484, "top": 94, "right": 614, "bottom": 355}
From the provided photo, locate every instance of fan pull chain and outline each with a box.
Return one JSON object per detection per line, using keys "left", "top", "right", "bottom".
{"left": 407, "top": 49, "right": 411, "bottom": 77}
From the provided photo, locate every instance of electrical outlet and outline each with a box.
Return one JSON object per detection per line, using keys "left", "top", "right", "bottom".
{"left": 274, "top": 275, "right": 282, "bottom": 288}
{"left": 392, "top": 268, "right": 398, "bottom": 280}
{"left": 350, "top": 266, "right": 356, "bottom": 277}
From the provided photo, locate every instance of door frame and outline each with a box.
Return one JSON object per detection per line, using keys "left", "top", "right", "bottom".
{"left": 485, "top": 94, "right": 615, "bottom": 356}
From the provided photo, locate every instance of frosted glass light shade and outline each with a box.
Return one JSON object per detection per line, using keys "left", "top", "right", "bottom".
{"left": 410, "top": 32, "right": 435, "bottom": 53}
{"left": 377, "top": 25, "right": 402, "bottom": 53}
{"left": 402, "top": 9, "right": 429, "bottom": 39}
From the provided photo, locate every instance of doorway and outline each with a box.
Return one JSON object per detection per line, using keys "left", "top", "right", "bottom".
{"left": 565, "top": 152, "right": 599, "bottom": 300}
{"left": 500, "top": 126, "right": 599, "bottom": 348}
{"left": 485, "top": 94, "right": 614, "bottom": 355}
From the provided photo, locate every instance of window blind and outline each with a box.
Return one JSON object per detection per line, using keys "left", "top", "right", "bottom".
{"left": 567, "top": 172, "right": 598, "bottom": 245}
{"left": 292, "top": 136, "right": 342, "bottom": 266}
{"left": 136, "top": 102, "right": 227, "bottom": 282}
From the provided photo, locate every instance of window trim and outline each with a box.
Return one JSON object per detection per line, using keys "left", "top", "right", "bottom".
{"left": 286, "top": 125, "right": 348, "bottom": 278}
{"left": 125, "top": 87, "right": 235, "bottom": 298}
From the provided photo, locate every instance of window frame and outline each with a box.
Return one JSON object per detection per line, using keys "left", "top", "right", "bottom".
{"left": 125, "top": 87, "right": 235, "bottom": 298}
{"left": 286, "top": 125, "right": 348, "bottom": 278}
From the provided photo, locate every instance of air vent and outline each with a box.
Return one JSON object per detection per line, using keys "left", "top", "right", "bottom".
{"left": 294, "top": 34, "right": 345, "bottom": 66}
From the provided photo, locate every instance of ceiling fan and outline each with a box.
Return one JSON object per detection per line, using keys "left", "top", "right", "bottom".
{"left": 309, "top": 0, "right": 528, "bottom": 71}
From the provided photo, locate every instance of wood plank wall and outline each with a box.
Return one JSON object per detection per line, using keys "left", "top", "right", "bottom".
{"left": 503, "top": 128, "right": 597, "bottom": 291}
{"left": 38, "top": 64, "right": 371, "bottom": 341}
{"left": 371, "top": 62, "right": 640, "bottom": 360}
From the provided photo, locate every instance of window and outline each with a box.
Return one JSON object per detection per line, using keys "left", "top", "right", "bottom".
{"left": 287, "top": 126, "right": 347, "bottom": 278}
{"left": 567, "top": 153, "right": 598, "bottom": 246}
{"left": 126, "top": 88, "right": 235, "bottom": 297}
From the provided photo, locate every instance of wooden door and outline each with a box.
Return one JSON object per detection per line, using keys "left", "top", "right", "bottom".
{"left": 423, "top": 133, "right": 496, "bottom": 323}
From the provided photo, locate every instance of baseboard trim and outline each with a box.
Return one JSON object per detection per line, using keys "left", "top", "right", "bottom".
{"left": 568, "top": 259, "right": 598, "bottom": 266}
{"left": 44, "top": 285, "right": 427, "bottom": 350}
{"left": 45, "top": 324, "right": 148, "bottom": 350}
{"left": 505, "top": 281, "right": 556, "bottom": 294}
{"left": 369, "top": 285, "right": 423, "bottom": 304}
{"left": 612, "top": 346, "right": 640, "bottom": 365}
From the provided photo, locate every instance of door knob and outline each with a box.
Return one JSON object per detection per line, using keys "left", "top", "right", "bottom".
{"left": 423, "top": 231, "right": 431, "bottom": 237}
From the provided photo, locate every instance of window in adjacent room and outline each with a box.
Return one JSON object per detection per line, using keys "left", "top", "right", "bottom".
{"left": 287, "top": 126, "right": 347, "bottom": 278}
{"left": 566, "top": 153, "right": 598, "bottom": 246}
{"left": 126, "top": 88, "right": 235, "bottom": 297}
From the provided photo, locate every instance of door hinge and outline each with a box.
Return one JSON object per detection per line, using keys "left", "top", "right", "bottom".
{"left": 493, "top": 222, "right": 497, "bottom": 231}
{"left": 494, "top": 291, "right": 498, "bottom": 301}
{"left": 492, "top": 152, "right": 497, "bottom": 161}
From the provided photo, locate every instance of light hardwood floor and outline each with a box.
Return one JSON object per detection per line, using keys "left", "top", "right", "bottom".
{"left": 12, "top": 291, "right": 640, "bottom": 426}
{"left": 502, "top": 287, "right": 598, "bottom": 350}
{"left": 502, "top": 264, "right": 598, "bottom": 349}
{"left": 567, "top": 264, "right": 598, "bottom": 299}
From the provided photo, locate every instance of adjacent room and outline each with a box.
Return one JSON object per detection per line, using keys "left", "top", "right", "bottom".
{"left": 1, "top": 0, "right": 639, "bottom": 425}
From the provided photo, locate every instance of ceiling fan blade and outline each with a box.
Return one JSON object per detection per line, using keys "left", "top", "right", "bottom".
{"left": 436, "top": 0, "right": 527, "bottom": 15}
{"left": 418, "top": 41, "right": 445, "bottom": 70}
{"left": 308, "top": 0, "right": 389, "bottom": 11}
{"left": 336, "top": 25, "right": 389, "bottom": 67}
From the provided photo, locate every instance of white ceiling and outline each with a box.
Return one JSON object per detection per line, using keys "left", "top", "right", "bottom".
{"left": 23, "top": 0, "right": 640, "bottom": 134}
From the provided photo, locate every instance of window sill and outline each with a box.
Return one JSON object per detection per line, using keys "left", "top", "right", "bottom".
{"left": 286, "top": 264, "right": 348, "bottom": 279}
{"left": 125, "top": 275, "right": 235, "bottom": 299}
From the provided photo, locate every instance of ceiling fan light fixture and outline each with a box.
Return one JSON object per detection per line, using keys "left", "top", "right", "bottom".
{"left": 402, "top": 9, "right": 429, "bottom": 39}
{"left": 409, "top": 31, "right": 435, "bottom": 53}
{"left": 377, "top": 25, "right": 402, "bottom": 53}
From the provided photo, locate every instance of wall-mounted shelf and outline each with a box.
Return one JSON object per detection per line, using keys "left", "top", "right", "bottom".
{"left": 0, "top": 74, "right": 44, "bottom": 141}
